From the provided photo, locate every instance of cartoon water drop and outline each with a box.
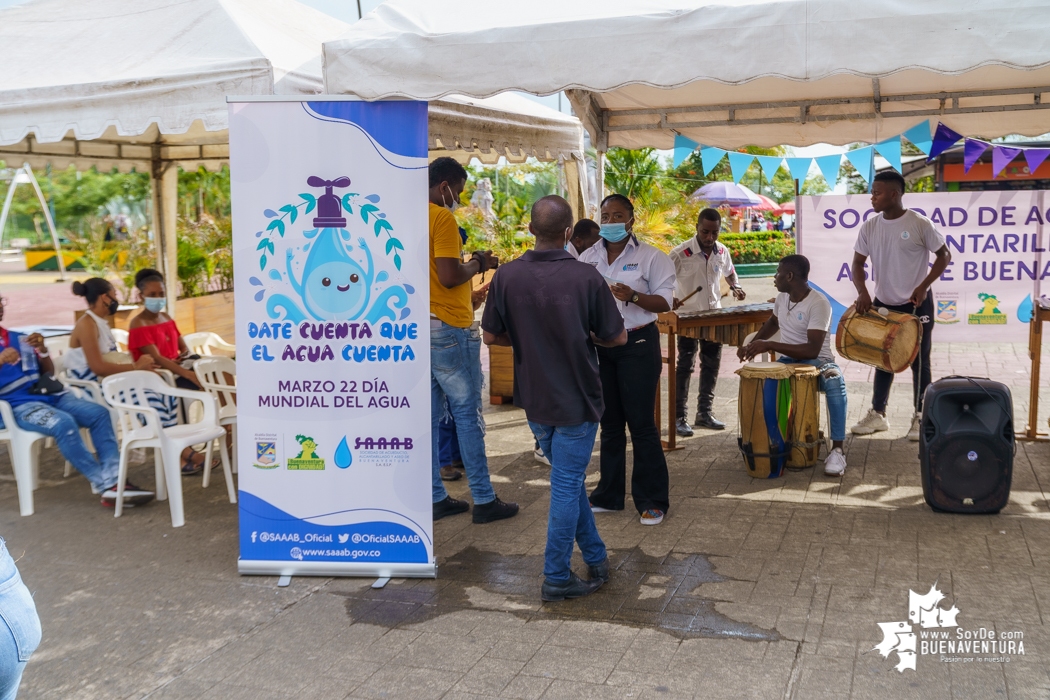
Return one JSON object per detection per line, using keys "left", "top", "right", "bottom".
{"left": 1018, "top": 294, "right": 1033, "bottom": 323}
{"left": 334, "top": 436, "right": 353, "bottom": 469}
{"left": 264, "top": 176, "right": 411, "bottom": 324}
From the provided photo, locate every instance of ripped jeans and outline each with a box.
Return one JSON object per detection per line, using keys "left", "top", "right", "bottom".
{"left": 10, "top": 395, "right": 120, "bottom": 493}
{"left": 430, "top": 322, "right": 495, "bottom": 505}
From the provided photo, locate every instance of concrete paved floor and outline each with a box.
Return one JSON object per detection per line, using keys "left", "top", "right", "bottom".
{"left": 5, "top": 375, "right": 1049, "bottom": 698}
{"left": 4, "top": 274, "right": 1050, "bottom": 699}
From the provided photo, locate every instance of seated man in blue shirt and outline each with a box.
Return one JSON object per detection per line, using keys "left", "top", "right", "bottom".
{"left": 0, "top": 299, "right": 153, "bottom": 506}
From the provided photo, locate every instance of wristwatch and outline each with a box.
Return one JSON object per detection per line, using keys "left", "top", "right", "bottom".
{"left": 630, "top": 292, "right": 640, "bottom": 304}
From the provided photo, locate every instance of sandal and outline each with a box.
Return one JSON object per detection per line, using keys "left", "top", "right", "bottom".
{"left": 181, "top": 448, "right": 219, "bottom": 476}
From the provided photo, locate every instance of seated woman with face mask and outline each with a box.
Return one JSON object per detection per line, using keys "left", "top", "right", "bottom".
{"left": 66, "top": 277, "right": 208, "bottom": 473}
{"left": 127, "top": 269, "right": 202, "bottom": 390}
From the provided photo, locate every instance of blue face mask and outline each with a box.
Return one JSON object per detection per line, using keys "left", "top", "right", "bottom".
{"left": 598, "top": 223, "right": 630, "bottom": 242}
{"left": 144, "top": 297, "right": 166, "bottom": 313}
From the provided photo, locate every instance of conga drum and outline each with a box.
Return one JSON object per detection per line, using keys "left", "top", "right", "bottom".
{"left": 835, "top": 304, "right": 921, "bottom": 373}
{"left": 786, "top": 364, "right": 820, "bottom": 469}
{"left": 736, "top": 362, "right": 793, "bottom": 479}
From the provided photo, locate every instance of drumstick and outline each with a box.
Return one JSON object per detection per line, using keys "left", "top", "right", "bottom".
{"left": 678, "top": 285, "right": 704, "bottom": 305}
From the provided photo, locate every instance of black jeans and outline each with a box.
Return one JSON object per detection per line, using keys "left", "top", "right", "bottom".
{"left": 871, "top": 292, "right": 934, "bottom": 413}
{"left": 674, "top": 336, "right": 722, "bottom": 419}
{"left": 590, "top": 323, "right": 670, "bottom": 514}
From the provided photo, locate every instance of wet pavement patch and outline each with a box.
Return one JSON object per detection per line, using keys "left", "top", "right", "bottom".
{"left": 332, "top": 546, "right": 779, "bottom": 642}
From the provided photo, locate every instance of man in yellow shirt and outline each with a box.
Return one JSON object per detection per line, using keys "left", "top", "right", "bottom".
{"left": 428, "top": 157, "right": 518, "bottom": 524}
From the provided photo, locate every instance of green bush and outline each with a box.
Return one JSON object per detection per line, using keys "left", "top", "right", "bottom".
{"left": 720, "top": 231, "right": 795, "bottom": 263}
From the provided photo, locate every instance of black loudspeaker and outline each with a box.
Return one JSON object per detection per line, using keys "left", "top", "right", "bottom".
{"left": 919, "top": 377, "right": 1014, "bottom": 514}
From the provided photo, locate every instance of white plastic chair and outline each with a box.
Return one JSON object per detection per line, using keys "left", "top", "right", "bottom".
{"left": 193, "top": 357, "right": 237, "bottom": 473}
{"left": 101, "top": 371, "right": 235, "bottom": 527}
{"left": 111, "top": 328, "right": 129, "bottom": 353}
{"left": 182, "top": 332, "right": 235, "bottom": 357}
{"left": 0, "top": 400, "right": 47, "bottom": 516}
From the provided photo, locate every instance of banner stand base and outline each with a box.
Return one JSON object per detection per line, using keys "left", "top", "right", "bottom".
{"left": 239, "top": 560, "right": 437, "bottom": 580}
{"left": 277, "top": 575, "right": 292, "bottom": 587}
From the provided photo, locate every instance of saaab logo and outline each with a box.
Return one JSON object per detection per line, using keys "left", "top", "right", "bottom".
{"left": 874, "top": 582, "right": 1026, "bottom": 672}
{"left": 968, "top": 292, "right": 1007, "bottom": 325}
{"left": 287, "top": 434, "right": 325, "bottom": 470}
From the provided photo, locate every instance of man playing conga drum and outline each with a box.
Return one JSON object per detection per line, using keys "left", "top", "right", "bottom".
{"left": 739, "top": 255, "right": 848, "bottom": 476}
{"left": 669, "top": 208, "right": 746, "bottom": 436}
{"left": 849, "top": 171, "right": 952, "bottom": 441}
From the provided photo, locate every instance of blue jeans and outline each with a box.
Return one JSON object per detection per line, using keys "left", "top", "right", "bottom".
{"left": 437, "top": 398, "right": 461, "bottom": 467}
{"left": 0, "top": 540, "right": 41, "bottom": 700}
{"left": 431, "top": 323, "right": 495, "bottom": 505}
{"left": 530, "top": 421, "right": 606, "bottom": 583}
{"left": 10, "top": 394, "right": 120, "bottom": 493}
{"left": 777, "top": 357, "right": 847, "bottom": 442}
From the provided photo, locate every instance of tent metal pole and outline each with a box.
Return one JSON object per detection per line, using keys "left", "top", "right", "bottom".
{"left": 0, "top": 171, "right": 19, "bottom": 250}
{"left": 151, "top": 150, "right": 179, "bottom": 318}
{"left": 23, "top": 164, "right": 66, "bottom": 281}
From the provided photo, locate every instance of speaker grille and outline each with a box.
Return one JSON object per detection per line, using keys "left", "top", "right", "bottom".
{"left": 927, "top": 434, "right": 1008, "bottom": 503}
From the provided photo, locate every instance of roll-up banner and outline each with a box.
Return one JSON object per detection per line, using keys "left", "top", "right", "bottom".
{"left": 798, "top": 192, "right": 1047, "bottom": 343}
{"left": 228, "top": 98, "right": 434, "bottom": 578}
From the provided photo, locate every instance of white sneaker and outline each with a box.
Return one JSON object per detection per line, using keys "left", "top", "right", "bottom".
{"left": 533, "top": 447, "right": 550, "bottom": 466}
{"left": 851, "top": 409, "right": 890, "bottom": 435}
{"left": 824, "top": 448, "right": 846, "bottom": 476}
{"left": 907, "top": 412, "right": 922, "bottom": 442}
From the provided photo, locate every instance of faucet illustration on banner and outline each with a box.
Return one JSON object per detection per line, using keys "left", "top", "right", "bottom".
{"left": 263, "top": 176, "right": 410, "bottom": 324}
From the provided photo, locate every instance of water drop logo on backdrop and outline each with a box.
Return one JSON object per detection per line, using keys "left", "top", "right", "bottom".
{"left": 248, "top": 176, "right": 415, "bottom": 326}
{"left": 334, "top": 436, "right": 353, "bottom": 469}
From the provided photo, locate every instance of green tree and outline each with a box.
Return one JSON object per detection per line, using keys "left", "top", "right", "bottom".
{"left": 604, "top": 147, "right": 662, "bottom": 203}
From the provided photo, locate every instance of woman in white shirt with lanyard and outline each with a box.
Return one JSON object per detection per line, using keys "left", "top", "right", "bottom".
{"left": 578, "top": 194, "right": 676, "bottom": 526}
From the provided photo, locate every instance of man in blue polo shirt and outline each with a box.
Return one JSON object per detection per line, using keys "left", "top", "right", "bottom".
{"left": 483, "top": 195, "right": 627, "bottom": 601}
{"left": 0, "top": 297, "right": 153, "bottom": 506}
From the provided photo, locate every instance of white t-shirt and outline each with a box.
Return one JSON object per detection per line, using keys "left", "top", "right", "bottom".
{"left": 854, "top": 210, "right": 946, "bottom": 306}
{"left": 669, "top": 238, "right": 736, "bottom": 314}
{"left": 773, "top": 289, "right": 835, "bottom": 363}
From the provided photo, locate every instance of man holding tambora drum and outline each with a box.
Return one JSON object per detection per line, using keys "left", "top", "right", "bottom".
{"left": 849, "top": 171, "right": 952, "bottom": 441}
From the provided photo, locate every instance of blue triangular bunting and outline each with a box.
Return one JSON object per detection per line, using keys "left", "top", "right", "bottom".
{"left": 756, "top": 155, "right": 783, "bottom": 181}
{"left": 845, "top": 146, "right": 874, "bottom": 185}
{"left": 928, "top": 122, "right": 963, "bottom": 161}
{"left": 814, "top": 154, "right": 842, "bottom": 190}
{"left": 785, "top": 157, "right": 813, "bottom": 183}
{"left": 874, "top": 137, "right": 902, "bottom": 173}
{"left": 700, "top": 147, "right": 727, "bottom": 176}
{"left": 901, "top": 120, "right": 933, "bottom": 156}
{"left": 673, "top": 134, "right": 700, "bottom": 168}
{"left": 727, "top": 152, "right": 755, "bottom": 184}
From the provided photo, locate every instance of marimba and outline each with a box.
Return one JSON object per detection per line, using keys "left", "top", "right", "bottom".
{"left": 655, "top": 303, "right": 774, "bottom": 450}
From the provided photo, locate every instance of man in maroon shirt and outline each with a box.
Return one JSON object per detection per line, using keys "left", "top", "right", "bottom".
{"left": 483, "top": 196, "right": 626, "bottom": 601}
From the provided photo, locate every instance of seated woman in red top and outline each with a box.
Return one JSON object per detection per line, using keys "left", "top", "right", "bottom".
{"left": 129, "top": 268, "right": 223, "bottom": 473}
{"left": 127, "top": 269, "right": 201, "bottom": 390}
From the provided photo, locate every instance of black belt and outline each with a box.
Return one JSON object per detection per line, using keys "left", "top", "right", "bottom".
{"left": 627, "top": 322, "right": 655, "bottom": 333}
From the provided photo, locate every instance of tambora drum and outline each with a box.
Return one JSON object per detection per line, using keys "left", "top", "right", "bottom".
{"left": 736, "top": 362, "right": 793, "bottom": 479}
{"left": 786, "top": 364, "right": 820, "bottom": 469}
{"left": 835, "top": 304, "right": 921, "bottom": 373}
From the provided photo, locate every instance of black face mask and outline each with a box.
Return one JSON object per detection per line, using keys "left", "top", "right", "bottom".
{"left": 106, "top": 298, "right": 119, "bottom": 316}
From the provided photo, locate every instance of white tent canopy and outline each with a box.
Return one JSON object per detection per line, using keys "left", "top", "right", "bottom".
{"left": 322, "top": 0, "right": 1050, "bottom": 150}
{"left": 0, "top": 0, "right": 590, "bottom": 297}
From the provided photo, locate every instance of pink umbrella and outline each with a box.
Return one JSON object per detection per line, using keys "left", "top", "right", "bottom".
{"left": 752, "top": 194, "right": 779, "bottom": 211}
{"left": 774, "top": 200, "right": 796, "bottom": 215}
